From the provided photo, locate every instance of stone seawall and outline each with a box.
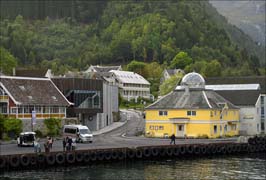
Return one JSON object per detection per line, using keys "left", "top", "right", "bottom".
{"left": 0, "top": 136, "right": 265, "bottom": 171}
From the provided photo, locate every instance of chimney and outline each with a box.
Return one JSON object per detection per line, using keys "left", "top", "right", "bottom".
{"left": 12, "top": 68, "right": 16, "bottom": 76}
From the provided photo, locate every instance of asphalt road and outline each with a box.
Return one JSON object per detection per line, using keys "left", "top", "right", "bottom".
{"left": 0, "top": 110, "right": 237, "bottom": 155}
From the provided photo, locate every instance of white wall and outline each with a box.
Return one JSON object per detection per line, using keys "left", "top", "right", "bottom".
{"left": 239, "top": 106, "right": 260, "bottom": 135}
{"left": 257, "top": 94, "right": 266, "bottom": 134}
{"left": 97, "top": 83, "right": 119, "bottom": 130}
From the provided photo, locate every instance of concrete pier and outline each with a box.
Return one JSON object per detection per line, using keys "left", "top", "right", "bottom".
{"left": 0, "top": 136, "right": 265, "bottom": 171}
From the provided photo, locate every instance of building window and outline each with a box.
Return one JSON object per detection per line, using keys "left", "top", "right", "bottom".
{"left": 18, "top": 107, "right": 23, "bottom": 114}
{"left": 51, "top": 106, "right": 59, "bottom": 113}
{"left": 94, "top": 95, "right": 100, "bottom": 106}
{"left": 224, "top": 125, "right": 227, "bottom": 132}
{"left": 261, "top": 96, "right": 264, "bottom": 106}
{"left": 187, "top": 111, "right": 196, "bottom": 116}
{"left": 43, "top": 106, "right": 49, "bottom": 114}
{"left": 0, "top": 103, "right": 7, "bottom": 114}
{"left": 231, "top": 124, "right": 237, "bottom": 131}
{"left": 214, "top": 111, "right": 217, "bottom": 116}
{"left": 178, "top": 125, "right": 184, "bottom": 131}
{"left": 261, "top": 107, "right": 264, "bottom": 115}
{"left": 59, "top": 107, "right": 65, "bottom": 114}
{"left": 159, "top": 126, "right": 164, "bottom": 130}
{"left": 159, "top": 111, "right": 168, "bottom": 116}
{"left": 214, "top": 125, "right": 217, "bottom": 134}
{"left": 24, "top": 106, "right": 30, "bottom": 113}
{"left": 155, "top": 126, "right": 158, "bottom": 130}
{"left": 149, "top": 126, "right": 154, "bottom": 130}
{"left": 35, "top": 106, "right": 42, "bottom": 113}
{"left": 261, "top": 122, "right": 265, "bottom": 131}
{"left": 210, "top": 111, "right": 213, "bottom": 117}
{"left": 11, "top": 107, "right": 17, "bottom": 114}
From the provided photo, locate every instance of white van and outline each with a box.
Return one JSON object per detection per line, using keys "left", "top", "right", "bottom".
{"left": 63, "top": 125, "right": 93, "bottom": 143}
{"left": 17, "top": 132, "right": 36, "bottom": 147}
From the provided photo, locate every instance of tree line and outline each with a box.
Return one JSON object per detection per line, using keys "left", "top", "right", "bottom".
{"left": 0, "top": 1, "right": 264, "bottom": 77}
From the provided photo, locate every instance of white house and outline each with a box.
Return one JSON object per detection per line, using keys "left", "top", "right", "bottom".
{"left": 110, "top": 70, "right": 151, "bottom": 101}
{"left": 85, "top": 65, "right": 122, "bottom": 73}
{"left": 205, "top": 84, "right": 263, "bottom": 135}
{"left": 160, "top": 69, "right": 184, "bottom": 83}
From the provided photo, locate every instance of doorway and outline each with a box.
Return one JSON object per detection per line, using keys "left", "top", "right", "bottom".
{"left": 176, "top": 124, "right": 185, "bottom": 137}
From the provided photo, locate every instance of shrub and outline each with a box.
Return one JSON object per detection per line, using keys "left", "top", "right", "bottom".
{"left": 3, "top": 118, "right": 22, "bottom": 139}
{"left": 35, "top": 129, "right": 43, "bottom": 138}
{"left": 0, "top": 114, "right": 5, "bottom": 139}
{"left": 44, "top": 118, "right": 62, "bottom": 136}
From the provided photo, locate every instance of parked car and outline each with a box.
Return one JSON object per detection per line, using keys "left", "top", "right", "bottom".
{"left": 17, "top": 132, "right": 36, "bottom": 147}
{"left": 63, "top": 125, "right": 93, "bottom": 143}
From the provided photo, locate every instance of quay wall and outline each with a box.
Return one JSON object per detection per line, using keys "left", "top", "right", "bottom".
{"left": 0, "top": 136, "right": 265, "bottom": 171}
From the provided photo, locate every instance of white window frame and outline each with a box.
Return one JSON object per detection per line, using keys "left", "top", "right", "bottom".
{"left": 159, "top": 110, "right": 168, "bottom": 116}
{"left": 10, "top": 107, "right": 17, "bottom": 114}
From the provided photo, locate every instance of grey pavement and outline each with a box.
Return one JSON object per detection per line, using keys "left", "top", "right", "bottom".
{"left": 92, "top": 121, "right": 126, "bottom": 136}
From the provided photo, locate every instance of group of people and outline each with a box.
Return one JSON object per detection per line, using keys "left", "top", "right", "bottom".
{"left": 33, "top": 136, "right": 77, "bottom": 153}
{"left": 63, "top": 136, "right": 76, "bottom": 151}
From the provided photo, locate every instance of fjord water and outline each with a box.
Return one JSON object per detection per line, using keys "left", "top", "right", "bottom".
{"left": 1, "top": 154, "right": 265, "bottom": 180}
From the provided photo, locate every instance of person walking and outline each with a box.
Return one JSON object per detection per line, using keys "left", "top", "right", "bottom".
{"left": 44, "top": 140, "right": 50, "bottom": 153}
{"left": 170, "top": 134, "right": 176, "bottom": 145}
{"left": 48, "top": 137, "right": 53, "bottom": 151}
{"left": 67, "top": 137, "right": 73, "bottom": 151}
{"left": 34, "top": 139, "right": 41, "bottom": 153}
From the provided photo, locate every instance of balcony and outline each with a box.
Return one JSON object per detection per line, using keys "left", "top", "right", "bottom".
{"left": 0, "top": 95, "right": 8, "bottom": 102}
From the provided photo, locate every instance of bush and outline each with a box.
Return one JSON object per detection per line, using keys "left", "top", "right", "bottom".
{"left": 3, "top": 118, "right": 22, "bottom": 139}
{"left": 44, "top": 118, "right": 62, "bottom": 136}
{"left": 35, "top": 129, "right": 43, "bottom": 138}
{"left": 0, "top": 114, "right": 5, "bottom": 139}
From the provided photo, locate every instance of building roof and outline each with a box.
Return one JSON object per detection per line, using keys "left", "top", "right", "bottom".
{"left": 88, "top": 65, "right": 122, "bottom": 73}
{"left": 146, "top": 89, "right": 238, "bottom": 110}
{"left": 213, "top": 90, "right": 261, "bottom": 106}
{"left": 205, "top": 84, "right": 260, "bottom": 91}
{"left": 0, "top": 76, "right": 71, "bottom": 106}
{"left": 166, "top": 69, "right": 184, "bottom": 76}
{"left": 110, "top": 70, "right": 150, "bottom": 85}
{"left": 206, "top": 76, "right": 266, "bottom": 94}
{"left": 166, "top": 69, "right": 177, "bottom": 76}
{"left": 14, "top": 69, "right": 50, "bottom": 78}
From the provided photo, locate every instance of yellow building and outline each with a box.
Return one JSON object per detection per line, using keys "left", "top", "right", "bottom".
{"left": 145, "top": 72, "right": 239, "bottom": 138}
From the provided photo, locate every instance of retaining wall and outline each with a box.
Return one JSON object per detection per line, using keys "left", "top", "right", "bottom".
{"left": 0, "top": 136, "right": 265, "bottom": 171}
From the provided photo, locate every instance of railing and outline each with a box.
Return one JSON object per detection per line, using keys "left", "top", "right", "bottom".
{"left": 8, "top": 113, "right": 65, "bottom": 119}
{"left": 0, "top": 95, "right": 8, "bottom": 102}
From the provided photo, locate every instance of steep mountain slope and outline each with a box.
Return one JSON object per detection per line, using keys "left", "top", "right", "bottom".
{"left": 210, "top": 0, "right": 265, "bottom": 46}
{"left": 0, "top": 0, "right": 264, "bottom": 75}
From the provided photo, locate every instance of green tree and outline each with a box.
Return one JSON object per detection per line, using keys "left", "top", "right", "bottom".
{"left": 145, "top": 62, "right": 163, "bottom": 97}
{"left": 3, "top": 118, "right": 22, "bottom": 138}
{"left": 170, "top": 51, "right": 193, "bottom": 69}
{"left": 204, "top": 60, "right": 222, "bottom": 77}
{"left": 126, "top": 60, "right": 147, "bottom": 77}
{"left": 0, "top": 47, "right": 17, "bottom": 75}
{"left": 159, "top": 73, "right": 183, "bottom": 96}
{"left": 44, "top": 118, "right": 61, "bottom": 136}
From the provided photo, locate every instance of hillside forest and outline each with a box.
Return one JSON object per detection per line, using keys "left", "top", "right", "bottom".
{"left": 0, "top": 1, "right": 265, "bottom": 97}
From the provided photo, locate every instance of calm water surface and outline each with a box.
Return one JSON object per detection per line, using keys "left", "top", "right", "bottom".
{"left": 1, "top": 154, "right": 265, "bottom": 180}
